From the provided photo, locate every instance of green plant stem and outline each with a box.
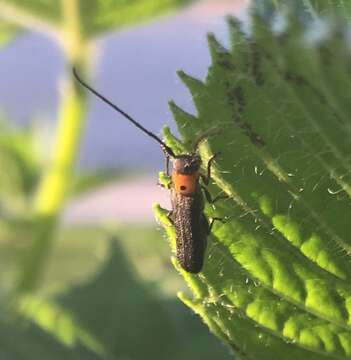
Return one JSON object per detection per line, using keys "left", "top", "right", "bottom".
{"left": 34, "top": 78, "right": 86, "bottom": 216}
{"left": 16, "top": 73, "right": 87, "bottom": 294}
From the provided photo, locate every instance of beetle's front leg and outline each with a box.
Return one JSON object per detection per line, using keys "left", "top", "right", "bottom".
{"left": 201, "top": 185, "right": 228, "bottom": 205}
{"left": 208, "top": 217, "right": 227, "bottom": 232}
{"left": 167, "top": 210, "right": 174, "bottom": 225}
{"left": 200, "top": 152, "right": 229, "bottom": 204}
{"left": 165, "top": 155, "right": 170, "bottom": 177}
{"left": 200, "top": 152, "right": 220, "bottom": 186}
{"left": 202, "top": 214, "right": 227, "bottom": 235}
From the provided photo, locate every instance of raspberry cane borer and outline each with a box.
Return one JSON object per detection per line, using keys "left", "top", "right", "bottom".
{"left": 73, "top": 68, "right": 223, "bottom": 273}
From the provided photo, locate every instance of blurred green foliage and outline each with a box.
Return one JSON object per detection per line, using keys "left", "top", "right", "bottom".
{"left": 0, "top": 21, "right": 17, "bottom": 46}
{"left": 14, "top": 226, "right": 231, "bottom": 359}
{"left": 0, "top": 223, "right": 231, "bottom": 358}
{"left": 0, "top": 0, "right": 234, "bottom": 359}
{"left": 271, "top": 0, "right": 351, "bottom": 19}
{"left": 0, "top": 120, "right": 40, "bottom": 212}
{"left": 1, "top": 0, "right": 192, "bottom": 37}
{"left": 0, "top": 0, "right": 197, "bottom": 295}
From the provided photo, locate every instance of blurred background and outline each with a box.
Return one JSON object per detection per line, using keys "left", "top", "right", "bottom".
{"left": 0, "top": 0, "right": 246, "bottom": 359}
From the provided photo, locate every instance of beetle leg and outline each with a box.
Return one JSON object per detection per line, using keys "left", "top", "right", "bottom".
{"left": 211, "top": 193, "right": 229, "bottom": 204}
{"left": 201, "top": 152, "right": 221, "bottom": 186}
{"left": 193, "top": 129, "right": 223, "bottom": 151}
{"left": 209, "top": 217, "right": 227, "bottom": 232}
{"left": 201, "top": 185, "right": 228, "bottom": 204}
{"left": 165, "top": 155, "right": 170, "bottom": 177}
{"left": 167, "top": 210, "right": 175, "bottom": 225}
{"left": 201, "top": 214, "right": 211, "bottom": 235}
{"left": 201, "top": 186, "right": 213, "bottom": 203}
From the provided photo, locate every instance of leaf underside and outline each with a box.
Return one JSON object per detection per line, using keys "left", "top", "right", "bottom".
{"left": 155, "top": 8, "right": 351, "bottom": 360}
{"left": 0, "top": 0, "right": 192, "bottom": 38}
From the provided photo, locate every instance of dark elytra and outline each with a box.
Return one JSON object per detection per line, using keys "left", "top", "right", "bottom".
{"left": 170, "top": 186, "right": 208, "bottom": 273}
{"left": 170, "top": 153, "right": 208, "bottom": 273}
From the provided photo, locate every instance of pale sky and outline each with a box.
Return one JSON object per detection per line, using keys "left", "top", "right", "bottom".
{"left": 0, "top": 0, "right": 246, "bottom": 171}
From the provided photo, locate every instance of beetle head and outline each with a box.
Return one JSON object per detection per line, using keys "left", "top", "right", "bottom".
{"left": 172, "top": 154, "right": 201, "bottom": 174}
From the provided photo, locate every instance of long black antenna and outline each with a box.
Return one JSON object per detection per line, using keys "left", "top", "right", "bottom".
{"left": 72, "top": 68, "right": 175, "bottom": 158}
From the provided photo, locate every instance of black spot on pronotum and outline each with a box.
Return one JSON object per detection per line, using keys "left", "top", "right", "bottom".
{"left": 180, "top": 186, "right": 186, "bottom": 191}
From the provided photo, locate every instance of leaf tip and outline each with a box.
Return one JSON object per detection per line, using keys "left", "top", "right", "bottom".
{"left": 153, "top": 203, "right": 167, "bottom": 222}
{"left": 176, "top": 69, "right": 187, "bottom": 83}
{"left": 207, "top": 32, "right": 226, "bottom": 54}
{"left": 207, "top": 32, "right": 232, "bottom": 68}
{"left": 168, "top": 99, "right": 177, "bottom": 113}
{"left": 169, "top": 100, "right": 197, "bottom": 123}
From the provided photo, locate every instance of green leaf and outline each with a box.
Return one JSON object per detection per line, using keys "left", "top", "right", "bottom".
{"left": 17, "top": 295, "right": 107, "bottom": 357}
{"left": 269, "top": 0, "right": 351, "bottom": 19}
{"left": 0, "top": 120, "right": 40, "bottom": 212}
{"left": 0, "top": 0, "right": 195, "bottom": 38}
{"left": 0, "top": 0, "right": 61, "bottom": 25}
{"left": 0, "top": 315, "right": 102, "bottom": 360}
{"left": 55, "top": 239, "right": 232, "bottom": 360}
{"left": 0, "top": 22, "right": 18, "bottom": 46}
{"left": 78, "top": 0, "right": 194, "bottom": 37}
{"left": 155, "top": 6, "right": 351, "bottom": 360}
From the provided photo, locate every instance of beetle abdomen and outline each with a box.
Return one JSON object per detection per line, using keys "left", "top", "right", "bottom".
{"left": 171, "top": 189, "right": 207, "bottom": 273}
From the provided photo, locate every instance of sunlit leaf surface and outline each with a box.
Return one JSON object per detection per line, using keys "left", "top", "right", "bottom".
{"left": 155, "top": 7, "right": 351, "bottom": 359}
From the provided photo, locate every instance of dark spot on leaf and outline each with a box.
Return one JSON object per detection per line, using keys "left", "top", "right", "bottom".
{"left": 227, "top": 84, "right": 265, "bottom": 147}
{"left": 318, "top": 44, "right": 333, "bottom": 67}
{"left": 233, "top": 87, "right": 245, "bottom": 113}
{"left": 284, "top": 70, "right": 344, "bottom": 124}
{"left": 249, "top": 41, "right": 264, "bottom": 86}
{"left": 258, "top": 43, "right": 344, "bottom": 124}
{"left": 217, "top": 53, "right": 235, "bottom": 71}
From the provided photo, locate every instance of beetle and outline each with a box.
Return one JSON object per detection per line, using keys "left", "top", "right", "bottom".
{"left": 169, "top": 152, "right": 219, "bottom": 273}
{"left": 73, "top": 68, "right": 221, "bottom": 273}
